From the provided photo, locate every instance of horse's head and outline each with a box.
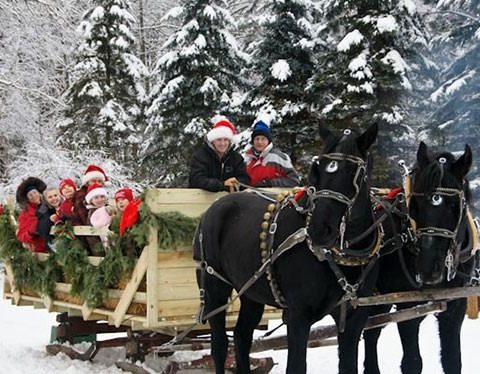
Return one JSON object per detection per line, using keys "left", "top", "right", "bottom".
{"left": 306, "top": 123, "right": 378, "bottom": 248}
{"left": 410, "top": 142, "right": 472, "bottom": 285}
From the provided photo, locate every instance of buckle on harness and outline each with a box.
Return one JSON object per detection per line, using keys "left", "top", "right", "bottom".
{"left": 269, "top": 222, "right": 278, "bottom": 235}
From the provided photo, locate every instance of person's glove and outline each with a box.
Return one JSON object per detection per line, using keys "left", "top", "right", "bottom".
{"left": 224, "top": 177, "right": 239, "bottom": 192}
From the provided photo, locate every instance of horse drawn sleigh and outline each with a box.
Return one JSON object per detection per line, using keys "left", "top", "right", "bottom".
{"left": 2, "top": 124, "right": 480, "bottom": 373}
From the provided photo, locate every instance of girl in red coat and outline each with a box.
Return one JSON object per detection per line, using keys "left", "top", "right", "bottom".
{"left": 16, "top": 177, "right": 48, "bottom": 253}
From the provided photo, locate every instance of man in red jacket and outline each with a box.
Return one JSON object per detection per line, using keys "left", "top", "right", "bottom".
{"left": 245, "top": 120, "right": 300, "bottom": 187}
{"left": 16, "top": 177, "right": 48, "bottom": 253}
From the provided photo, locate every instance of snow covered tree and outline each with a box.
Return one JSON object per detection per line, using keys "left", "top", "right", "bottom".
{"left": 310, "top": 0, "right": 429, "bottom": 184}
{"left": 142, "top": 0, "right": 247, "bottom": 186}
{"left": 60, "top": 0, "right": 147, "bottom": 168}
{"left": 245, "top": 0, "right": 317, "bottom": 169}
{"left": 429, "top": 0, "right": 480, "bottom": 149}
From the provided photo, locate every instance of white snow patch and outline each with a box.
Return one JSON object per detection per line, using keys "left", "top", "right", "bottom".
{"left": 322, "top": 99, "right": 343, "bottom": 114}
{"left": 158, "top": 51, "right": 178, "bottom": 68}
{"left": 400, "top": 0, "right": 417, "bottom": 15}
{"left": 91, "top": 6, "right": 105, "bottom": 21}
{"left": 195, "top": 34, "right": 207, "bottom": 49}
{"left": 347, "top": 82, "right": 374, "bottom": 94}
{"left": 199, "top": 77, "right": 219, "bottom": 94}
{"left": 381, "top": 50, "right": 409, "bottom": 74}
{"left": 79, "top": 81, "right": 103, "bottom": 98}
{"left": 337, "top": 30, "right": 364, "bottom": 52}
{"left": 162, "top": 6, "right": 184, "bottom": 20}
{"left": 161, "top": 76, "right": 184, "bottom": 97}
{"left": 349, "top": 51, "right": 373, "bottom": 80}
{"left": 376, "top": 15, "right": 397, "bottom": 33}
{"left": 271, "top": 60, "right": 291, "bottom": 82}
{"left": 203, "top": 5, "right": 217, "bottom": 20}
{"left": 475, "top": 27, "right": 480, "bottom": 40}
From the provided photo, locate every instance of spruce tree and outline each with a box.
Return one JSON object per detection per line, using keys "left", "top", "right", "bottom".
{"left": 60, "top": 0, "right": 147, "bottom": 167}
{"left": 310, "top": 0, "right": 428, "bottom": 184}
{"left": 245, "top": 0, "right": 317, "bottom": 170}
{"left": 143, "top": 0, "right": 247, "bottom": 186}
{"left": 429, "top": 0, "right": 480, "bottom": 150}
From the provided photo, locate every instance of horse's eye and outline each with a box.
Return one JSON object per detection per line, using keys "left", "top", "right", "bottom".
{"left": 431, "top": 194, "right": 443, "bottom": 206}
{"left": 326, "top": 161, "right": 338, "bottom": 173}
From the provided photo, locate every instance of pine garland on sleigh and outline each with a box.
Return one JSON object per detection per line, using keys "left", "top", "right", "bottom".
{"left": 0, "top": 201, "right": 199, "bottom": 308}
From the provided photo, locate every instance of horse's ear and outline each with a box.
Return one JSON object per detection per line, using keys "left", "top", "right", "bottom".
{"left": 308, "top": 156, "right": 321, "bottom": 186}
{"left": 356, "top": 123, "right": 378, "bottom": 154}
{"left": 318, "top": 124, "right": 332, "bottom": 142}
{"left": 453, "top": 144, "right": 472, "bottom": 179}
{"left": 417, "top": 141, "right": 430, "bottom": 168}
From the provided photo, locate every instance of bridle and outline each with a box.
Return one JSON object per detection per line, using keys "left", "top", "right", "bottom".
{"left": 404, "top": 157, "right": 472, "bottom": 282}
{"left": 307, "top": 149, "right": 369, "bottom": 252}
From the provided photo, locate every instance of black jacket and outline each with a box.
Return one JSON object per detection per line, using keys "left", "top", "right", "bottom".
{"left": 37, "top": 203, "right": 56, "bottom": 244}
{"left": 189, "top": 143, "right": 250, "bottom": 192}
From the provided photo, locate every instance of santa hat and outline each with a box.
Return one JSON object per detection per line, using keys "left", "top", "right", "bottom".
{"left": 206, "top": 119, "right": 236, "bottom": 143}
{"left": 85, "top": 182, "right": 108, "bottom": 204}
{"left": 59, "top": 178, "right": 78, "bottom": 197}
{"left": 82, "top": 164, "right": 109, "bottom": 186}
{"left": 114, "top": 187, "right": 134, "bottom": 202}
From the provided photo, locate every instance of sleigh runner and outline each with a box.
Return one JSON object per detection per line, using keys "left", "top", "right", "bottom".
{"left": 2, "top": 187, "right": 480, "bottom": 373}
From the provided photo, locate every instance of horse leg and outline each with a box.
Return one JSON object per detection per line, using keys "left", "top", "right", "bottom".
{"left": 202, "top": 274, "right": 233, "bottom": 374}
{"left": 285, "top": 309, "right": 311, "bottom": 374}
{"left": 335, "top": 307, "right": 369, "bottom": 374}
{"left": 363, "top": 305, "right": 392, "bottom": 374}
{"left": 233, "top": 296, "right": 265, "bottom": 374}
{"left": 396, "top": 312, "right": 424, "bottom": 374}
{"left": 437, "top": 298, "right": 466, "bottom": 374}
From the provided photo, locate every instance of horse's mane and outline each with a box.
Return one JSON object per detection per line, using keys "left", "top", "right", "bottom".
{"left": 413, "top": 151, "right": 471, "bottom": 203}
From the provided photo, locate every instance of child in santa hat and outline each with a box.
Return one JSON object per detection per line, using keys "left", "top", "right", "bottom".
{"left": 189, "top": 118, "right": 250, "bottom": 192}
{"left": 57, "top": 178, "right": 77, "bottom": 222}
{"left": 85, "top": 183, "right": 116, "bottom": 253}
{"left": 71, "top": 164, "right": 110, "bottom": 226}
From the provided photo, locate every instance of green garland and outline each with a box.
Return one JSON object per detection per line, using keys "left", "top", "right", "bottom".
{"left": 0, "top": 202, "right": 200, "bottom": 308}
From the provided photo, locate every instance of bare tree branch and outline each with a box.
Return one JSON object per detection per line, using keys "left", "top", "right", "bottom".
{"left": 0, "top": 79, "right": 67, "bottom": 107}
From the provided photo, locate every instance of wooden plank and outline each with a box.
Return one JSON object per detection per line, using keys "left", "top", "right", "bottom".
{"left": 466, "top": 296, "right": 479, "bottom": 319}
{"left": 4, "top": 261, "right": 21, "bottom": 305}
{"left": 157, "top": 250, "right": 195, "bottom": 269}
{"left": 353, "top": 286, "right": 480, "bottom": 307}
{"left": 41, "top": 294, "right": 53, "bottom": 312}
{"left": 146, "top": 227, "right": 159, "bottom": 328}
{"left": 113, "top": 248, "right": 149, "bottom": 327}
{"left": 35, "top": 253, "right": 103, "bottom": 266}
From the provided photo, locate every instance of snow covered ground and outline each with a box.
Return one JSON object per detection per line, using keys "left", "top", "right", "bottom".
{"left": 1, "top": 270, "right": 480, "bottom": 373}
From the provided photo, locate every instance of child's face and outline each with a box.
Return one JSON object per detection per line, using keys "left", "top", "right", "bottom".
{"left": 116, "top": 198, "right": 129, "bottom": 212}
{"left": 61, "top": 185, "right": 75, "bottom": 199}
{"left": 45, "top": 189, "right": 61, "bottom": 208}
{"left": 90, "top": 195, "right": 106, "bottom": 207}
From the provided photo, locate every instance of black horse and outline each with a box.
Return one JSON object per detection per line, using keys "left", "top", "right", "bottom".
{"left": 364, "top": 141, "right": 477, "bottom": 374}
{"left": 194, "top": 123, "right": 381, "bottom": 374}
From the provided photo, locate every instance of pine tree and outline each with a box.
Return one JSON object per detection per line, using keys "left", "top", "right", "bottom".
{"left": 310, "top": 0, "right": 428, "bottom": 184}
{"left": 429, "top": 0, "right": 480, "bottom": 150}
{"left": 142, "top": 0, "right": 247, "bottom": 186}
{"left": 245, "top": 0, "right": 317, "bottom": 170}
{"left": 60, "top": 0, "right": 147, "bottom": 168}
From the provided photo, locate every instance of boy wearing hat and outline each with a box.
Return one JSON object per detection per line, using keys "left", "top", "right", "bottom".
{"left": 189, "top": 118, "right": 250, "bottom": 192}
{"left": 245, "top": 120, "right": 300, "bottom": 187}
{"left": 57, "top": 178, "right": 77, "bottom": 221}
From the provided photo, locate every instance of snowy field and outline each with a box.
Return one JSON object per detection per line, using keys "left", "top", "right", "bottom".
{"left": 1, "top": 270, "right": 480, "bottom": 373}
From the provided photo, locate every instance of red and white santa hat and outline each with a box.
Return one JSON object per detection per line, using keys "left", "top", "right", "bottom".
{"left": 114, "top": 187, "right": 134, "bottom": 202}
{"left": 206, "top": 119, "right": 236, "bottom": 143}
{"left": 85, "top": 182, "right": 108, "bottom": 204}
{"left": 82, "top": 164, "right": 109, "bottom": 186}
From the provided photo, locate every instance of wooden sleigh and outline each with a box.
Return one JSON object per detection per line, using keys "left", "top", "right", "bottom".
{"left": 2, "top": 188, "right": 480, "bottom": 373}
